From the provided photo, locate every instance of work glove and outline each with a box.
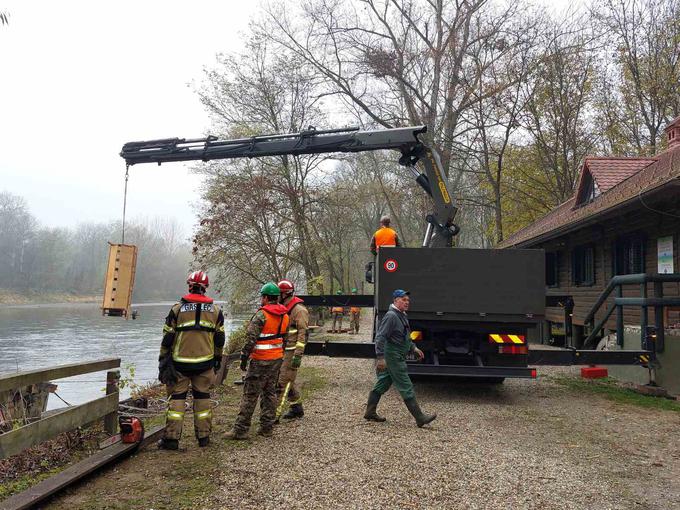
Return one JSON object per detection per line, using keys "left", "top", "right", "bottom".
{"left": 239, "top": 353, "right": 249, "bottom": 371}
{"left": 213, "top": 356, "right": 222, "bottom": 373}
{"left": 291, "top": 355, "right": 302, "bottom": 370}
{"left": 158, "top": 354, "right": 179, "bottom": 386}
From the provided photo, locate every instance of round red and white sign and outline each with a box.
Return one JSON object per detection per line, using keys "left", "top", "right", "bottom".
{"left": 384, "top": 259, "right": 398, "bottom": 272}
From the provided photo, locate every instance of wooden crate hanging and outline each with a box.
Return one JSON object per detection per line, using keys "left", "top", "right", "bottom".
{"left": 101, "top": 243, "right": 137, "bottom": 318}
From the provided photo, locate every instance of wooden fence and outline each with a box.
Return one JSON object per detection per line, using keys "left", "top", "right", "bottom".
{"left": 0, "top": 358, "right": 121, "bottom": 460}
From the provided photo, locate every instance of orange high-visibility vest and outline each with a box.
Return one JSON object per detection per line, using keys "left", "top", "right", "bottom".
{"left": 331, "top": 306, "right": 344, "bottom": 314}
{"left": 251, "top": 309, "right": 289, "bottom": 361}
{"left": 350, "top": 307, "right": 360, "bottom": 314}
{"left": 373, "top": 227, "right": 398, "bottom": 249}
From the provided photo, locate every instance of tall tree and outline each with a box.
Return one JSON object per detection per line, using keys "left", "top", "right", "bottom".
{"left": 522, "top": 25, "right": 598, "bottom": 205}
{"left": 592, "top": 0, "right": 680, "bottom": 155}
{"left": 197, "top": 37, "right": 325, "bottom": 288}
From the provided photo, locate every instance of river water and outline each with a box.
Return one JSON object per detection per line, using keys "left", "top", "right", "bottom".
{"left": 0, "top": 302, "right": 246, "bottom": 410}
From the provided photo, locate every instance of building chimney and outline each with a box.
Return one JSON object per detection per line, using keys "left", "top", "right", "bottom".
{"left": 665, "top": 115, "right": 680, "bottom": 149}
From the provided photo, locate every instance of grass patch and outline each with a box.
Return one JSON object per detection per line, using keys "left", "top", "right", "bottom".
{"left": 552, "top": 375, "right": 680, "bottom": 413}
{"left": 0, "top": 468, "right": 62, "bottom": 499}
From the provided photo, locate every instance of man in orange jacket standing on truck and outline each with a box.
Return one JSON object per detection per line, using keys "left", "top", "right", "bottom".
{"left": 370, "top": 216, "right": 401, "bottom": 256}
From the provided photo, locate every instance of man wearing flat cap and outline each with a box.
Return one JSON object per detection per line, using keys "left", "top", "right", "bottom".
{"left": 363, "top": 289, "right": 436, "bottom": 427}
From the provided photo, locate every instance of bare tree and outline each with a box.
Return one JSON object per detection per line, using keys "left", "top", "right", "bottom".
{"left": 197, "top": 37, "right": 326, "bottom": 288}
{"left": 259, "top": 0, "right": 531, "bottom": 219}
{"left": 592, "top": 0, "right": 680, "bottom": 155}
{"left": 522, "top": 24, "right": 598, "bottom": 205}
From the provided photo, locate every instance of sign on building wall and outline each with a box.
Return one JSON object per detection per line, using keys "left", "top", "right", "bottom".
{"left": 657, "top": 236, "right": 674, "bottom": 274}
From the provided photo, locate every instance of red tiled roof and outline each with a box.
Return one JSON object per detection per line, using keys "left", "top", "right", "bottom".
{"left": 498, "top": 146, "right": 680, "bottom": 248}
{"left": 582, "top": 157, "right": 657, "bottom": 193}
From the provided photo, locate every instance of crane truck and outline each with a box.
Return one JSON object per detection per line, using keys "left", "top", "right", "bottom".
{"left": 121, "top": 125, "right": 653, "bottom": 381}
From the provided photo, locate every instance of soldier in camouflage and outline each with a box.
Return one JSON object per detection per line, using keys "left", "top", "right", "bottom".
{"left": 275, "top": 279, "right": 310, "bottom": 420}
{"left": 225, "top": 282, "right": 289, "bottom": 440}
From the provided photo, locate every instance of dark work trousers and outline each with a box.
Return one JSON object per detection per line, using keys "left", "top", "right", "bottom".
{"left": 371, "top": 340, "right": 416, "bottom": 401}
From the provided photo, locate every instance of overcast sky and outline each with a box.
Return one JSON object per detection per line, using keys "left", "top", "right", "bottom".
{"left": 1, "top": 0, "right": 579, "bottom": 239}
{"left": 0, "top": 1, "right": 258, "bottom": 237}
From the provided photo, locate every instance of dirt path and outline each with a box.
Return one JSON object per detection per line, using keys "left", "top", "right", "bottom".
{"left": 42, "top": 337, "right": 680, "bottom": 509}
{"left": 207, "top": 358, "right": 679, "bottom": 510}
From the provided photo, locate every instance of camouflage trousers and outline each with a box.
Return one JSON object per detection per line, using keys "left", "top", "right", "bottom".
{"left": 164, "top": 369, "right": 214, "bottom": 441}
{"left": 233, "top": 359, "right": 283, "bottom": 434}
{"left": 277, "top": 350, "right": 302, "bottom": 412}
{"left": 349, "top": 312, "right": 361, "bottom": 334}
{"left": 332, "top": 312, "right": 343, "bottom": 332}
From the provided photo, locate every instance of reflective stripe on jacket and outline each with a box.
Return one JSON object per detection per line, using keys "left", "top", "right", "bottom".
{"left": 283, "top": 296, "right": 309, "bottom": 354}
{"left": 171, "top": 297, "right": 223, "bottom": 364}
{"left": 252, "top": 308, "right": 289, "bottom": 361}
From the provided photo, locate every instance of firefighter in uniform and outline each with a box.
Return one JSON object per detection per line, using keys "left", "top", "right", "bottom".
{"left": 225, "top": 282, "right": 289, "bottom": 440}
{"left": 349, "top": 288, "right": 361, "bottom": 335}
{"left": 370, "top": 216, "right": 401, "bottom": 256}
{"left": 276, "top": 279, "right": 309, "bottom": 420}
{"left": 331, "top": 289, "right": 344, "bottom": 333}
{"left": 158, "top": 271, "right": 225, "bottom": 450}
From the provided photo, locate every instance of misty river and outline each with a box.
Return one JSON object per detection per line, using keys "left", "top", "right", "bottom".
{"left": 0, "top": 302, "right": 246, "bottom": 411}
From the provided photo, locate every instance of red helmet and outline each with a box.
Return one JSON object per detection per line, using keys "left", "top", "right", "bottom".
{"left": 277, "top": 279, "right": 294, "bottom": 293}
{"left": 187, "top": 271, "right": 209, "bottom": 289}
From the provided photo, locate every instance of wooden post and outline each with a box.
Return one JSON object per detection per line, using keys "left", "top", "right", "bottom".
{"left": 104, "top": 370, "right": 119, "bottom": 435}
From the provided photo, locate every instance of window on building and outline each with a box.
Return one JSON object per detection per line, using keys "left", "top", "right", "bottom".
{"left": 572, "top": 245, "right": 595, "bottom": 286}
{"left": 577, "top": 172, "right": 600, "bottom": 206}
{"left": 614, "top": 236, "right": 645, "bottom": 275}
{"left": 546, "top": 252, "right": 559, "bottom": 287}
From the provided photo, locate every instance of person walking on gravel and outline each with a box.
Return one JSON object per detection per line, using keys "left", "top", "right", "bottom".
{"left": 364, "top": 289, "right": 436, "bottom": 427}
{"left": 225, "top": 282, "right": 289, "bottom": 440}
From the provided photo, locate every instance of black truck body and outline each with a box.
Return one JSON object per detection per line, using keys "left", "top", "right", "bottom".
{"left": 374, "top": 247, "right": 543, "bottom": 379}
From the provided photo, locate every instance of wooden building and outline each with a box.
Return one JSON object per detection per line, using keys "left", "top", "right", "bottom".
{"left": 498, "top": 117, "right": 680, "bottom": 346}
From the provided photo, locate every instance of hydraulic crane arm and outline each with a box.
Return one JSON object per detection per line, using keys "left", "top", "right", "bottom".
{"left": 120, "top": 125, "right": 459, "bottom": 245}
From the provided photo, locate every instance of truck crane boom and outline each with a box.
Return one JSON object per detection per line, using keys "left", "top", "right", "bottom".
{"left": 120, "top": 125, "right": 459, "bottom": 246}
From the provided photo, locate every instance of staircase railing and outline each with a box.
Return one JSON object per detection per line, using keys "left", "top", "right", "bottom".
{"left": 583, "top": 273, "right": 680, "bottom": 351}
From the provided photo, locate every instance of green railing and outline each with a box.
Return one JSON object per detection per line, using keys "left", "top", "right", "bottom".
{"left": 583, "top": 273, "right": 680, "bottom": 352}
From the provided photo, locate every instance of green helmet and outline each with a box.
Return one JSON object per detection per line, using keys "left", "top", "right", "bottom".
{"left": 260, "top": 282, "right": 280, "bottom": 296}
{"left": 336, "top": 290, "right": 343, "bottom": 295}
{"left": 351, "top": 288, "right": 357, "bottom": 293}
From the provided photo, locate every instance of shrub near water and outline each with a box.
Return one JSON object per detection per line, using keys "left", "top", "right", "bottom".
{"left": 226, "top": 321, "right": 248, "bottom": 354}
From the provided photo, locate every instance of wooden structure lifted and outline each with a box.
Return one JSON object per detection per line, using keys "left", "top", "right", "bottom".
{"left": 101, "top": 243, "right": 137, "bottom": 319}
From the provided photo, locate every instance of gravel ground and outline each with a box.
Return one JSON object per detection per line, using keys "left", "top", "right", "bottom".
{"left": 213, "top": 356, "right": 680, "bottom": 510}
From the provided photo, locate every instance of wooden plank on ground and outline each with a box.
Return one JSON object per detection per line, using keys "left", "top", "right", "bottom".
{"left": 0, "top": 358, "right": 121, "bottom": 392}
{"left": 0, "top": 425, "right": 165, "bottom": 510}
{"left": 0, "top": 393, "right": 118, "bottom": 460}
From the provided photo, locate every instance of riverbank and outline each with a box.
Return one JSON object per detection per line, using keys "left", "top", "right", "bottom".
{"left": 41, "top": 364, "right": 327, "bottom": 508}
{"left": 0, "top": 289, "right": 100, "bottom": 306}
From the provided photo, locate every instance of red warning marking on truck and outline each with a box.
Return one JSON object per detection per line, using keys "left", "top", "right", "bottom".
{"left": 384, "top": 259, "right": 398, "bottom": 272}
